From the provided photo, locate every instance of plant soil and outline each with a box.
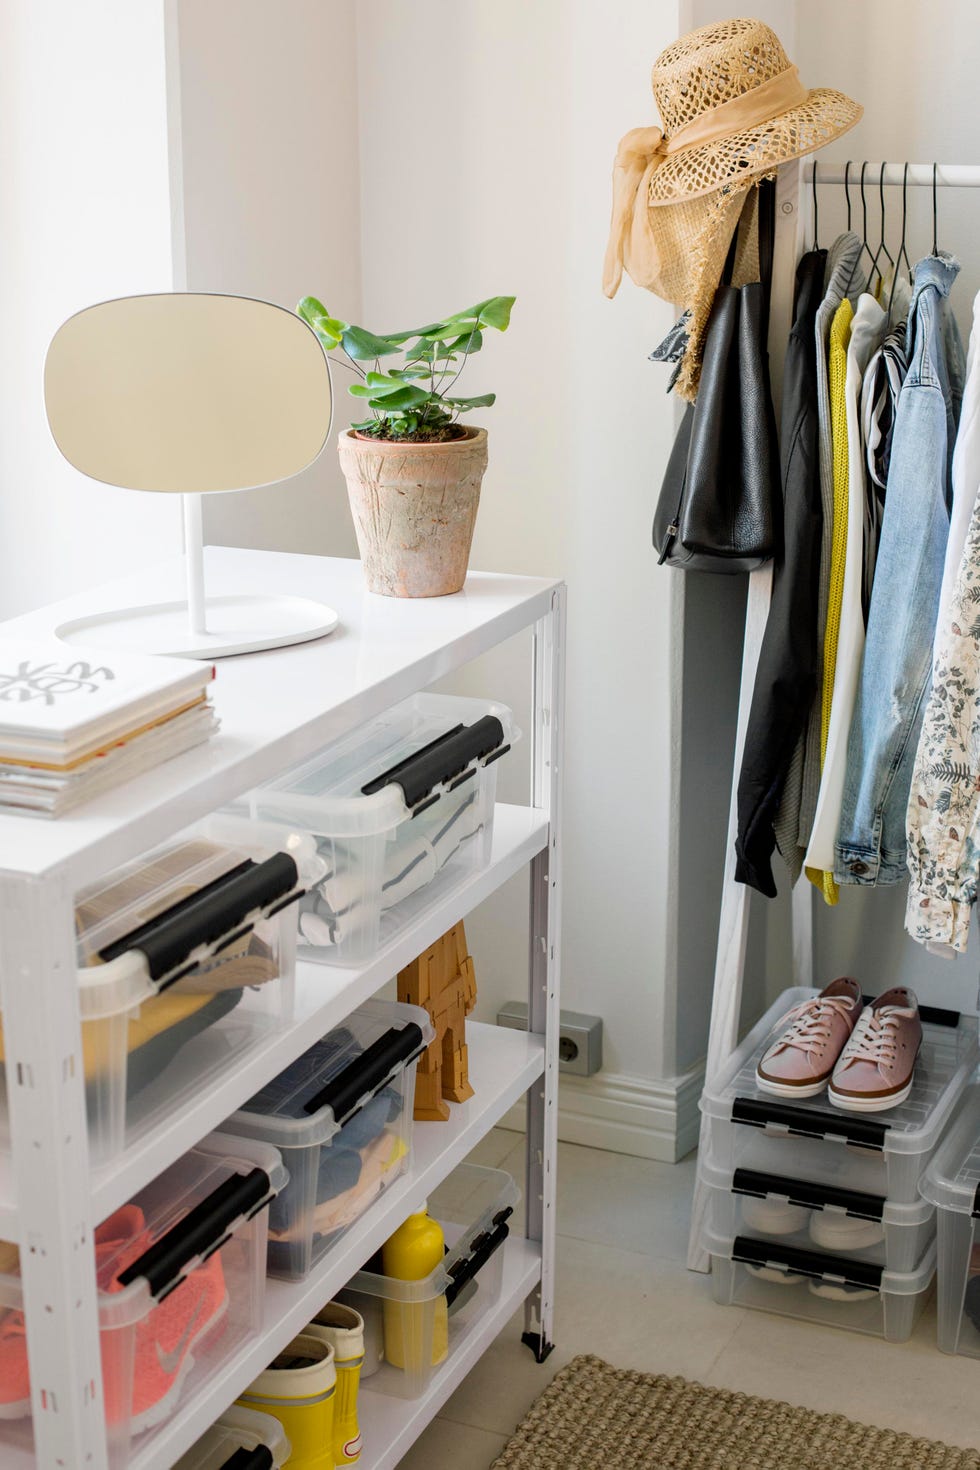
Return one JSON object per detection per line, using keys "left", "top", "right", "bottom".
{"left": 353, "top": 424, "right": 469, "bottom": 445}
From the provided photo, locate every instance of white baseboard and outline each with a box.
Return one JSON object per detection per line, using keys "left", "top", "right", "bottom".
{"left": 498, "top": 1059, "right": 705, "bottom": 1163}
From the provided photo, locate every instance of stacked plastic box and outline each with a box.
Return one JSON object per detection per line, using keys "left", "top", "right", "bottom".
{"left": 242, "top": 692, "right": 518, "bottom": 965}
{"left": 0, "top": 814, "right": 315, "bottom": 1165}
{"left": 174, "top": 1404, "right": 290, "bottom": 1469}
{"left": 698, "top": 986, "right": 979, "bottom": 1342}
{"left": 0, "top": 1132, "right": 287, "bottom": 1468}
{"left": 225, "top": 998, "right": 435, "bottom": 1280}
{"left": 920, "top": 1084, "right": 980, "bottom": 1357}
{"left": 340, "top": 1163, "right": 520, "bottom": 1401}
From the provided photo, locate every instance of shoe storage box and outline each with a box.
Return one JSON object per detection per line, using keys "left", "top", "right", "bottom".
{"left": 699, "top": 1154, "right": 936, "bottom": 1272}
{"left": 242, "top": 692, "right": 518, "bottom": 966}
{"left": 704, "top": 1225, "right": 936, "bottom": 1342}
{"left": 0, "top": 1132, "right": 286, "bottom": 1468}
{"left": 920, "top": 1084, "right": 980, "bottom": 1358}
{"left": 340, "top": 1163, "right": 520, "bottom": 1401}
{"left": 700, "top": 987, "right": 978, "bottom": 1203}
{"left": 175, "top": 1403, "right": 290, "bottom": 1469}
{"left": 0, "top": 815, "right": 314, "bottom": 1166}
{"left": 224, "top": 998, "right": 435, "bottom": 1280}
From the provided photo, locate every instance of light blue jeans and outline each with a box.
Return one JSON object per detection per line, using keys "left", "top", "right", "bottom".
{"left": 835, "top": 255, "right": 963, "bottom": 885}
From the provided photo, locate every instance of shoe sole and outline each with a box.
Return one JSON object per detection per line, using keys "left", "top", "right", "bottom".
{"left": 827, "top": 1077, "right": 914, "bottom": 1113}
{"left": 754, "top": 1071, "right": 829, "bottom": 1100}
{"left": 129, "top": 1290, "right": 229, "bottom": 1438}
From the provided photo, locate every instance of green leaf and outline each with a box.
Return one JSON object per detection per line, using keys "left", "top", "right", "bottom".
{"left": 362, "top": 370, "right": 412, "bottom": 395}
{"left": 446, "top": 329, "right": 483, "bottom": 355}
{"left": 383, "top": 320, "right": 450, "bottom": 344}
{"left": 341, "top": 324, "right": 402, "bottom": 360}
{"left": 443, "top": 393, "right": 496, "bottom": 409}
{"left": 447, "top": 295, "right": 515, "bottom": 331}
{"left": 297, "top": 295, "right": 329, "bottom": 325}
{"left": 348, "top": 383, "right": 432, "bottom": 410}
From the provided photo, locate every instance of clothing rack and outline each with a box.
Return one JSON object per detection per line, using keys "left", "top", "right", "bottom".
{"left": 686, "top": 157, "right": 980, "bottom": 1273}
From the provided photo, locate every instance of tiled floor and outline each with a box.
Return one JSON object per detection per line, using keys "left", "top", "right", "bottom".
{"left": 397, "top": 1129, "right": 980, "bottom": 1468}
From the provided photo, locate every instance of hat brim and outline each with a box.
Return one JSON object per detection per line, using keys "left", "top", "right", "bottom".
{"left": 648, "top": 89, "right": 862, "bottom": 205}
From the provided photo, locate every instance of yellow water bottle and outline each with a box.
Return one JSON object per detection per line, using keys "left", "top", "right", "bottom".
{"left": 381, "top": 1203, "right": 449, "bottom": 1372}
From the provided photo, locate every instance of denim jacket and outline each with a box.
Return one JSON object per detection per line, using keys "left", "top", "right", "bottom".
{"left": 835, "top": 255, "right": 964, "bottom": 887}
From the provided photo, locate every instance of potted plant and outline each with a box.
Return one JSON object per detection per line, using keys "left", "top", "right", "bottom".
{"left": 297, "top": 294, "right": 515, "bottom": 597}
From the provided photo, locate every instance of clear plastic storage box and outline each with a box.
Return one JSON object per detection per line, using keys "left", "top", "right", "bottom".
{"left": 243, "top": 693, "right": 518, "bottom": 966}
{"left": 224, "top": 998, "right": 435, "bottom": 1280}
{"left": 340, "top": 1163, "right": 520, "bottom": 1402}
{"left": 699, "top": 1154, "right": 936, "bottom": 1272}
{"left": 0, "top": 1132, "right": 286, "bottom": 1468}
{"left": 0, "top": 815, "right": 313, "bottom": 1166}
{"left": 704, "top": 1225, "right": 936, "bottom": 1342}
{"left": 174, "top": 1403, "right": 290, "bottom": 1469}
{"left": 700, "top": 987, "right": 978, "bottom": 1203}
{"left": 920, "top": 1084, "right": 980, "bottom": 1357}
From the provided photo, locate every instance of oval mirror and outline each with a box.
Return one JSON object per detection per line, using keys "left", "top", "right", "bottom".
{"left": 44, "top": 293, "right": 332, "bottom": 494}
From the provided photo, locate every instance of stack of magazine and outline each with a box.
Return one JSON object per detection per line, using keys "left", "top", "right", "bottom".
{"left": 0, "top": 640, "right": 219, "bottom": 816}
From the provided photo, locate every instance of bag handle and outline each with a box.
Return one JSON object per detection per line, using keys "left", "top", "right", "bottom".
{"left": 757, "top": 176, "right": 776, "bottom": 340}
{"left": 302, "top": 1022, "right": 428, "bottom": 1122}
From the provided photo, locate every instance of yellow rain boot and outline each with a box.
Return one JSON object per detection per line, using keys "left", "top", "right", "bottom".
{"left": 309, "top": 1303, "right": 365, "bottom": 1465}
{"left": 237, "top": 1331, "right": 335, "bottom": 1470}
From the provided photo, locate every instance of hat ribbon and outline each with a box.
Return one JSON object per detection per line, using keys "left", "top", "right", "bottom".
{"left": 603, "top": 65, "right": 806, "bottom": 297}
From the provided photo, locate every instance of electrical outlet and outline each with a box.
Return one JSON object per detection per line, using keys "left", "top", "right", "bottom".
{"left": 496, "top": 1002, "right": 602, "bottom": 1077}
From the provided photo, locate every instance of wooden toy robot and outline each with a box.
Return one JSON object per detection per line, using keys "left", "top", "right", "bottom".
{"left": 397, "top": 920, "right": 476, "bottom": 1122}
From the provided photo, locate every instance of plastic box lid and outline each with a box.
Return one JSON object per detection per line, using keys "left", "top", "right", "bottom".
{"left": 704, "top": 1224, "right": 937, "bottom": 1296}
{"left": 701, "top": 986, "right": 979, "bottom": 1157}
{"left": 250, "top": 693, "right": 518, "bottom": 839}
{"left": 69, "top": 814, "right": 318, "bottom": 1022}
{"left": 345, "top": 1162, "right": 520, "bottom": 1304}
{"left": 699, "top": 1151, "right": 935, "bottom": 1228}
{"left": 174, "top": 1404, "right": 290, "bottom": 1469}
{"left": 228, "top": 998, "right": 435, "bottom": 1150}
{"left": 920, "top": 1081, "right": 980, "bottom": 1215}
{"left": 0, "top": 1131, "right": 286, "bottom": 1330}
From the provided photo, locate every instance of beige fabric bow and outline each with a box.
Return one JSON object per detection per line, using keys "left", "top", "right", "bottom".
{"left": 602, "top": 66, "right": 807, "bottom": 299}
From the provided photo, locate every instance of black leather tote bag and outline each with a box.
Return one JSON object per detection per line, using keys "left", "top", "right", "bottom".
{"left": 653, "top": 179, "right": 780, "bottom": 572}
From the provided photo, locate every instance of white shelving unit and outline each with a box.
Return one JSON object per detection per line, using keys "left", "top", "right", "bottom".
{"left": 0, "top": 547, "right": 565, "bottom": 1470}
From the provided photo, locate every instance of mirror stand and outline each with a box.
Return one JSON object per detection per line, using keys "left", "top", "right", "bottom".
{"left": 53, "top": 492, "right": 340, "bottom": 659}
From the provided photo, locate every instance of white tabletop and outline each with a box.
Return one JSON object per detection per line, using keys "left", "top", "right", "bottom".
{"left": 0, "top": 548, "right": 559, "bottom": 884}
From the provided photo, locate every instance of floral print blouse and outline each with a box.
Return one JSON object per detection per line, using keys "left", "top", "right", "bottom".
{"left": 906, "top": 492, "right": 980, "bottom": 953}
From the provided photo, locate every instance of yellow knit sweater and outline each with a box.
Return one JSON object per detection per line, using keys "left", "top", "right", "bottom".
{"left": 807, "top": 296, "right": 853, "bottom": 905}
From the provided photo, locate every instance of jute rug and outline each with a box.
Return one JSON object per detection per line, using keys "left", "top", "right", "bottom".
{"left": 491, "top": 1355, "right": 980, "bottom": 1469}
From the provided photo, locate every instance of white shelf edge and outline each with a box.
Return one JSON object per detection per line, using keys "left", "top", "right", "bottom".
{"left": 88, "top": 803, "right": 547, "bottom": 1228}
{"left": 360, "top": 1238, "right": 542, "bottom": 1470}
{"left": 125, "top": 1022, "right": 543, "bottom": 1470}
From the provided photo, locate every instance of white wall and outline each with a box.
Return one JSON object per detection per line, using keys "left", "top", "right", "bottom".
{"left": 174, "top": 0, "right": 360, "bottom": 560}
{"left": 0, "top": 1, "right": 181, "bottom": 618}
{"left": 354, "top": 1, "right": 684, "bottom": 1121}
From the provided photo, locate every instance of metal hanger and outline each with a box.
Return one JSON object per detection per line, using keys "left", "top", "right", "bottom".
{"left": 932, "top": 161, "right": 940, "bottom": 255}
{"left": 867, "top": 161, "right": 895, "bottom": 297}
{"left": 887, "top": 162, "right": 912, "bottom": 319}
{"left": 844, "top": 160, "right": 853, "bottom": 232}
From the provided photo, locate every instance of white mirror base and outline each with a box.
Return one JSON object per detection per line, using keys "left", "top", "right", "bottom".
{"left": 53, "top": 593, "right": 339, "bottom": 658}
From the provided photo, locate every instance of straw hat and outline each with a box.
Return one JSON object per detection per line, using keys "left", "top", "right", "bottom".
{"left": 604, "top": 18, "right": 861, "bottom": 397}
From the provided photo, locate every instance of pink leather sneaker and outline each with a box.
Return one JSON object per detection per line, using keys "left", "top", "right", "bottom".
{"left": 755, "top": 978, "right": 862, "bottom": 1099}
{"left": 828, "top": 987, "right": 922, "bottom": 1113}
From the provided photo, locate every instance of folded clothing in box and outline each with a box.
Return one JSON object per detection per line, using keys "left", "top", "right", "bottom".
{"left": 0, "top": 816, "right": 316, "bottom": 1163}
{"left": 245, "top": 692, "right": 518, "bottom": 965}
{"left": 226, "top": 999, "right": 435, "bottom": 1280}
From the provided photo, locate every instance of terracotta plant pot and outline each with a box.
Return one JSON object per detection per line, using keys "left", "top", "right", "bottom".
{"left": 337, "top": 426, "right": 488, "bottom": 597}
